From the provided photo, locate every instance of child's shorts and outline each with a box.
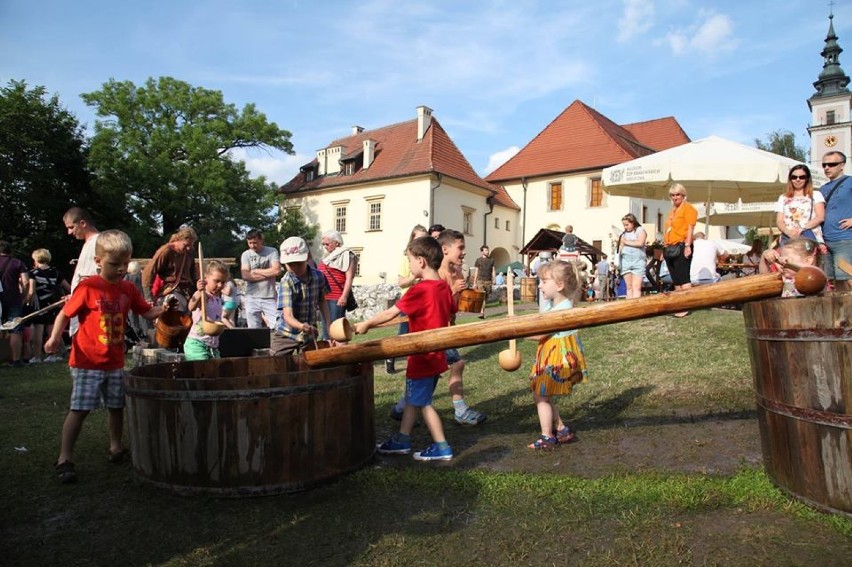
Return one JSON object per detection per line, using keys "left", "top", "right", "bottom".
{"left": 405, "top": 376, "right": 440, "bottom": 408}
{"left": 184, "top": 338, "right": 220, "bottom": 361}
{"left": 445, "top": 348, "right": 462, "bottom": 365}
{"left": 69, "top": 368, "right": 126, "bottom": 411}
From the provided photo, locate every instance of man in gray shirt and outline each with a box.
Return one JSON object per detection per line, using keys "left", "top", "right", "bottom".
{"left": 240, "top": 229, "right": 281, "bottom": 329}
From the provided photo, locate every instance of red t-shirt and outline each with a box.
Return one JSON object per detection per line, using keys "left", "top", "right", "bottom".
{"left": 61, "top": 276, "right": 152, "bottom": 370}
{"left": 395, "top": 279, "right": 456, "bottom": 379}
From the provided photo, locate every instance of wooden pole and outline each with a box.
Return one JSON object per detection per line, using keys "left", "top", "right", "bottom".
{"left": 304, "top": 272, "right": 786, "bottom": 368}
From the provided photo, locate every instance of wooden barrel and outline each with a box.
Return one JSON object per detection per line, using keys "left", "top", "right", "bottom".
{"left": 125, "top": 356, "right": 375, "bottom": 496}
{"left": 520, "top": 277, "right": 537, "bottom": 302}
{"left": 743, "top": 294, "right": 852, "bottom": 517}
{"left": 457, "top": 289, "right": 485, "bottom": 313}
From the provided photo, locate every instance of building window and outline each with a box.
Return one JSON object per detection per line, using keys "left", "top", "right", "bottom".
{"left": 589, "top": 178, "right": 603, "bottom": 207}
{"left": 548, "top": 182, "right": 563, "bottom": 211}
{"left": 367, "top": 201, "right": 382, "bottom": 231}
{"left": 462, "top": 207, "right": 474, "bottom": 235}
{"left": 334, "top": 205, "right": 347, "bottom": 233}
{"left": 827, "top": 110, "right": 836, "bottom": 125}
{"left": 593, "top": 239, "right": 602, "bottom": 253}
{"left": 505, "top": 220, "right": 510, "bottom": 231}
{"left": 306, "top": 169, "right": 315, "bottom": 182}
{"left": 494, "top": 217, "right": 499, "bottom": 229}
{"left": 350, "top": 248, "right": 362, "bottom": 277}
{"left": 657, "top": 212, "right": 663, "bottom": 234}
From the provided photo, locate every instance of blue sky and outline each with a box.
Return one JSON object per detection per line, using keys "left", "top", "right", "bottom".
{"left": 1, "top": 0, "right": 847, "bottom": 185}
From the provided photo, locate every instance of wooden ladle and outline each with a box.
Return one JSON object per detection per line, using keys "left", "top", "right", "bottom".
{"left": 197, "top": 242, "right": 226, "bottom": 336}
{"left": 329, "top": 316, "right": 410, "bottom": 342}
{"left": 498, "top": 270, "right": 522, "bottom": 371}
{"left": 780, "top": 261, "right": 827, "bottom": 296}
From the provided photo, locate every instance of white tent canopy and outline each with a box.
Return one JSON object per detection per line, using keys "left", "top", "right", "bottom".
{"left": 602, "top": 135, "right": 804, "bottom": 204}
{"left": 698, "top": 201, "right": 777, "bottom": 228}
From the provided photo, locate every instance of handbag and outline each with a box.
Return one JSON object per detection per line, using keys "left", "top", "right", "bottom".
{"left": 663, "top": 243, "right": 684, "bottom": 260}
{"left": 345, "top": 290, "right": 358, "bottom": 311}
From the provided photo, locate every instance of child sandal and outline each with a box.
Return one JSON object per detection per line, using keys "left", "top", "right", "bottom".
{"left": 528, "top": 435, "right": 557, "bottom": 450}
{"left": 555, "top": 425, "right": 576, "bottom": 444}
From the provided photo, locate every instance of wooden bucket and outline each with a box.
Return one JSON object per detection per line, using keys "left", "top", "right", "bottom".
{"left": 154, "top": 311, "right": 191, "bottom": 349}
{"left": 125, "top": 356, "right": 375, "bottom": 496}
{"left": 520, "top": 277, "right": 537, "bottom": 302}
{"left": 743, "top": 294, "right": 852, "bottom": 517}
{"left": 457, "top": 288, "right": 485, "bottom": 313}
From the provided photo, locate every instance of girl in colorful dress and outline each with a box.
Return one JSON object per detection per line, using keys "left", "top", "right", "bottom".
{"left": 526, "top": 260, "right": 589, "bottom": 450}
{"left": 184, "top": 260, "right": 229, "bottom": 361}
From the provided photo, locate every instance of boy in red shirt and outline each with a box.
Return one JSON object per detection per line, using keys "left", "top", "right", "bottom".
{"left": 355, "top": 236, "right": 455, "bottom": 461}
{"left": 45, "top": 230, "right": 163, "bottom": 483}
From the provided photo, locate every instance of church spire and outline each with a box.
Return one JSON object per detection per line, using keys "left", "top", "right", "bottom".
{"left": 811, "top": 13, "right": 851, "bottom": 100}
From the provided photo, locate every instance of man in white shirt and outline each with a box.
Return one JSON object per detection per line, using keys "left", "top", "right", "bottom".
{"left": 689, "top": 232, "right": 728, "bottom": 286}
{"left": 63, "top": 207, "right": 100, "bottom": 336}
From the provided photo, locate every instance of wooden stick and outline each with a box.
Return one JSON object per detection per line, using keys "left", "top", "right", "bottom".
{"left": 304, "top": 272, "right": 786, "bottom": 368}
{"left": 507, "top": 271, "right": 517, "bottom": 354}
{"left": 197, "top": 242, "right": 207, "bottom": 321}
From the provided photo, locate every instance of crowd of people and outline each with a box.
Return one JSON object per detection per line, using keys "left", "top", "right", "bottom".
{"left": 2, "top": 149, "right": 848, "bottom": 481}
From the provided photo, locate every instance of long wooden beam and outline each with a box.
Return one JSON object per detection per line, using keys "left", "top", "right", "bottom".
{"left": 303, "top": 272, "right": 785, "bottom": 368}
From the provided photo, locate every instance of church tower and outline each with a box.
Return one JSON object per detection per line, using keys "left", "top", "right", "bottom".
{"left": 808, "top": 13, "right": 852, "bottom": 175}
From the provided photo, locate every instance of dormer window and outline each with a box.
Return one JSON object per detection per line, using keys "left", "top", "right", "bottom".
{"left": 344, "top": 161, "right": 356, "bottom": 176}
{"left": 306, "top": 168, "right": 316, "bottom": 182}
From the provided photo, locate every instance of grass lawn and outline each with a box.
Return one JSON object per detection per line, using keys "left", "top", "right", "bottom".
{"left": 1, "top": 306, "right": 850, "bottom": 566}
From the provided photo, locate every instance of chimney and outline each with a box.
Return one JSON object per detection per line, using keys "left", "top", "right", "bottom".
{"left": 417, "top": 105, "right": 432, "bottom": 141}
{"left": 316, "top": 148, "right": 327, "bottom": 176}
{"left": 352, "top": 125, "right": 364, "bottom": 135}
{"left": 363, "top": 139, "right": 375, "bottom": 169}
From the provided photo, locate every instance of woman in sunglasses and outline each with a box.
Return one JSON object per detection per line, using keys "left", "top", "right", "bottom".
{"left": 663, "top": 183, "right": 698, "bottom": 317}
{"left": 774, "top": 164, "right": 826, "bottom": 252}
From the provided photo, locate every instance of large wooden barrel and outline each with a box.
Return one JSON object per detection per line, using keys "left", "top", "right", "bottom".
{"left": 125, "top": 356, "right": 374, "bottom": 496}
{"left": 743, "top": 294, "right": 852, "bottom": 517}
{"left": 520, "top": 277, "right": 537, "bottom": 302}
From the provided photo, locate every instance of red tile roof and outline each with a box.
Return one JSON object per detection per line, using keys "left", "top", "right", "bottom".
{"left": 485, "top": 100, "right": 690, "bottom": 183}
{"left": 279, "top": 117, "right": 520, "bottom": 210}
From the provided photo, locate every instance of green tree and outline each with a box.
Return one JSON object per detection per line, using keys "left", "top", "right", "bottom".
{"left": 82, "top": 77, "right": 294, "bottom": 257}
{"left": 754, "top": 130, "right": 807, "bottom": 162}
{"left": 0, "top": 80, "right": 96, "bottom": 269}
{"left": 278, "top": 208, "right": 319, "bottom": 245}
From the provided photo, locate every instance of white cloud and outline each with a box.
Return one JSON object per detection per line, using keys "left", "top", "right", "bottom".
{"left": 229, "top": 148, "right": 309, "bottom": 185}
{"left": 483, "top": 146, "right": 520, "bottom": 175}
{"left": 665, "top": 11, "right": 736, "bottom": 56}
{"left": 618, "top": 0, "right": 655, "bottom": 42}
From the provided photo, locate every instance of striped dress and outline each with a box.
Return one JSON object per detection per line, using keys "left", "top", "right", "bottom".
{"left": 529, "top": 299, "right": 589, "bottom": 397}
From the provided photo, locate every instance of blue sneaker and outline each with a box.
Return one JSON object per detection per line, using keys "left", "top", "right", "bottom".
{"left": 413, "top": 443, "right": 453, "bottom": 461}
{"left": 377, "top": 436, "right": 411, "bottom": 455}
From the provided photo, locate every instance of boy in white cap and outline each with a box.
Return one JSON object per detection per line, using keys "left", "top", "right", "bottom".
{"left": 271, "top": 236, "right": 332, "bottom": 356}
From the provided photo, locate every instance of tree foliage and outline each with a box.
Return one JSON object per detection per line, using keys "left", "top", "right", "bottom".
{"left": 82, "top": 77, "right": 294, "bottom": 257}
{"left": 754, "top": 130, "right": 807, "bottom": 162}
{"left": 0, "top": 80, "right": 95, "bottom": 269}
{"left": 278, "top": 208, "right": 319, "bottom": 246}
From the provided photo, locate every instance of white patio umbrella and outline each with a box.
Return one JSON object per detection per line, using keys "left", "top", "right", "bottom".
{"left": 698, "top": 201, "right": 777, "bottom": 228}
{"left": 602, "top": 135, "right": 802, "bottom": 204}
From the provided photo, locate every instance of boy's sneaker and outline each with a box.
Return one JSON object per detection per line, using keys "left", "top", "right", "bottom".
{"left": 413, "top": 443, "right": 453, "bottom": 461}
{"left": 55, "top": 461, "right": 77, "bottom": 484}
{"left": 377, "top": 436, "right": 411, "bottom": 455}
{"left": 454, "top": 407, "right": 487, "bottom": 426}
{"left": 44, "top": 355, "right": 63, "bottom": 363}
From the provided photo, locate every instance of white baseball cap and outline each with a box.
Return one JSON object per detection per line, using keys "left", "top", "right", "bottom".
{"left": 280, "top": 236, "right": 309, "bottom": 263}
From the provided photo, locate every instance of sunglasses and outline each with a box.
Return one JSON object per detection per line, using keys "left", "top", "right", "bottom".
{"left": 789, "top": 174, "right": 808, "bottom": 180}
{"left": 822, "top": 162, "right": 845, "bottom": 168}
{"left": 668, "top": 193, "right": 684, "bottom": 197}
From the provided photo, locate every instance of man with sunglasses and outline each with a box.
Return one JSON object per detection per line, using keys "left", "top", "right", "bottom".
{"left": 818, "top": 152, "right": 852, "bottom": 291}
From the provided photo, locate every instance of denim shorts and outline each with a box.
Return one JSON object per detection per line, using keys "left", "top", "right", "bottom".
{"left": 824, "top": 239, "right": 852, "bottom": 281}
{"left": 445, "top": 348, "right": 462, "bottom": 365}
{"left": 69, "top": 367, "right": 126, "bottom": 411}
{"left": 619, "top": 247, "right": 646, "bottom": 276}
{"left": 405, "top": 376, "right": 440, "bottom": 407}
